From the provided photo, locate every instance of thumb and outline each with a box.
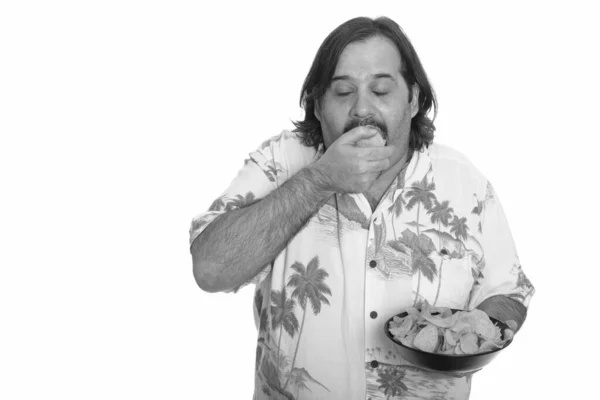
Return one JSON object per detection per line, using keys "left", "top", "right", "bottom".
{"left": 341, "top": 127, "right": 379, "bottom": 144}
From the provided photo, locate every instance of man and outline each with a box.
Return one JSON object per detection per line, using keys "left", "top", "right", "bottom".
{"left": 190, "top": 16, "right": 535, "bottom": 400}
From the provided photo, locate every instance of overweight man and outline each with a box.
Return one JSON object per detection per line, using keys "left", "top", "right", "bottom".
{"left": 190, "top": 16, "right": 535, "bottom": 400}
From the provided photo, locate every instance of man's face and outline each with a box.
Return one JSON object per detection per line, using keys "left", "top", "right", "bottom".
{"left": 315, "top": 35, "right": 418, "bottom": 163}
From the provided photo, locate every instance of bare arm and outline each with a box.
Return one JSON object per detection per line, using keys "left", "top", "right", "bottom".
{"left": 476, "top": 294, "right": 528, "bottom": 332}
{"left": 191, "top": 164, "right": 335, "bottom": 293}
{"left": 191, "top": 127, "right": 393, "bottom": 293}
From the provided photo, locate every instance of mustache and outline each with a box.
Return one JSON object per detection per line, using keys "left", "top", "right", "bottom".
{"left": 343, "top": 117, "right": 387, "bottom": 138}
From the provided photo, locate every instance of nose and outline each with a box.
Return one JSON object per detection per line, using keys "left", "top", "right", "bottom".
{"left": 350, "top": 89, "right": 375, "bottom": 119}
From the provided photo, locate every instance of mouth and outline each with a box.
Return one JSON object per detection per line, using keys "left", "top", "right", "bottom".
{"left": 343, "top": 119, "right": 388, "bottom": 144}
{"left": 366, "top": 125, "right": 388, "bottom": 143}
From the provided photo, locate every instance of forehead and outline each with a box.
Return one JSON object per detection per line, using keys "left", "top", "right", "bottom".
{"left": 334, "top": 35, "right": 402, "bottom": 79}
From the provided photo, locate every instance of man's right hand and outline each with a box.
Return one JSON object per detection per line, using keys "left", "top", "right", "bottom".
{"left": 313, "top": 126, "right": 395, "bottom": 194}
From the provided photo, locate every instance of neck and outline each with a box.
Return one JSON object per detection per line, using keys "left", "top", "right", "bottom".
{"left": 364, "top": 148, "right": 414, "bottom": 208}
{"left": 375, "top": 148, "right": 414, "bottom": 187}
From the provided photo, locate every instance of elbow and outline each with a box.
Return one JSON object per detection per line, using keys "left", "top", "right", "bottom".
{"left": 192, "top": 253, "right": 222, "bottom": 293}
{"left": 193, "top": 266, "right": 222, "bottom": 294}
{"left": 193, "top": 269, "right": 218, "bottom": 293}
{"left": 191, "top": 236, "right": 221, "bottom": 293}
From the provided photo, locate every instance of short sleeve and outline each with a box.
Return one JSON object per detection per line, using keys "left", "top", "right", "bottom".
{"left": 189, "top": 132, "right": 289, "bottom": 293}
{"left": 467, "top": 182, "right": 535, "bottom": 309}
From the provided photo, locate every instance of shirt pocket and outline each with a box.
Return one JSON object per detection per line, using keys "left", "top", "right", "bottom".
{"left": 415, "top": 251, "right": 476, "bottom": 310}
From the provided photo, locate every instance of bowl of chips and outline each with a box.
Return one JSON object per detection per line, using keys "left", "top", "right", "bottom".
{"left": 384, "top": 300, "right": 517, "bottom": 373}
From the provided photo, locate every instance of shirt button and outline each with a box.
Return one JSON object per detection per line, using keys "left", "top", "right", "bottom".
{"left": 371, "top": 360, "right": 379, "bottom": 368}
{"left": 370, "top": 311, "right": 378, "bottom": 319}
{"left": 369, "top": 260, "right": 377, "bottom": 268}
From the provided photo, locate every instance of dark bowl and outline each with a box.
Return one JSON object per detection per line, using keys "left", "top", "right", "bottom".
{"left": 384, "top": 309, "right": 513, "bottom": 373}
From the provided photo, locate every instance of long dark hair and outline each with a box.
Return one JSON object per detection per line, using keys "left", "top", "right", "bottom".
{"left": 292, "top": 16, "right": 437, "bottom": 151}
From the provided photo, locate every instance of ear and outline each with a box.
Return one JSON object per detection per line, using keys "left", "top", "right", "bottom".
{"left": 410, "top": 85, "right": 420, "bottom": 118}
{"left": 314, "top": 98, "right": 322, "bottom": 122}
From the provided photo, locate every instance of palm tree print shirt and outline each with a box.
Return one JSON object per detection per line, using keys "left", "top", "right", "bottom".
{"left": 189, "top": 130, "right": 535, "bottom": 400}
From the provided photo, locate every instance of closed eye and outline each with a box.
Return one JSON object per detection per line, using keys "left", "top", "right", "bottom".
{"left": 373, "top": 91, "right": 388, "bottom": 97}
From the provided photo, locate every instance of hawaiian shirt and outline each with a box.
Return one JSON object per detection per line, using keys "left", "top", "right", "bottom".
{"left": 189, "top": 130, "right": 535, "bottom": 400}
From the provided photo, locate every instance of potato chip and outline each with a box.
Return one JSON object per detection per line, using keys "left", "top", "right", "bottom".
{"left": 406, "top": 307, "right": 420, "bottom": 316}
{"left": 389, "top": 316, "right": 414, "bottom": 337}
{"left": 413, "top": 324, "right": 439, "bottom": 353}
{"left": 479, "top": 339, "right": 502, "bottom": 353}
{"left": 449, "top": 320, "right": 475, "bottom": 334}
{"left": 444, "top": 328, "right": 458, "bottom": 346}
{"left": 399, "top": 335, "right": 415, "bottom": 348}
{"left": 459, "top": 332, "right": 479, "bottom": 354}
{"left": 439, "top": 308, "right": 453, "bottom": 318}
{"left": 474, "top": 315, "right": 498, "bottom": 340}
{"left": 440, "top": 328, "right": 455, "bottom": 352}
{"left": 424, "top": 312, "right": 461, "bottom": 328}
{"left": 398, "top": 325, "right": 419, "bottom": 347}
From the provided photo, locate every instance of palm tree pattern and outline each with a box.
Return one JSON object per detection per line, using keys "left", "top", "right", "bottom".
{"left": 403, "top": 175, "right": 438, "bottom": 306}
{"left": 270, "top": 288, "right": 299, "bottom": 368}
{"left": 264, "top": 160, "right": 284, "bottom": 183}
{"left": 190, "top": 132, "right": 535, "bottom": 399}
{"left": 209, "top": 191, "right": 257, "bottom": 212}
{"left": 254, "top": 255, "right": 333, "bottom": 398}
{"left": 283, "top": 256, "right": 332, "bottom": 390}
{"left": 427, "top": 199, "right": 454, "bottom": 305}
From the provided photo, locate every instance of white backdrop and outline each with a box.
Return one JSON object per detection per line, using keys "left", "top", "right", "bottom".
{"left": 1, "top": 1, "right": 598, "bottom": 399}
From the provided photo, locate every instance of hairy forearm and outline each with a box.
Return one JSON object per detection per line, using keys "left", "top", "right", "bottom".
{"left": 476, "top": 295, "right": 528, "bottom": 332}
{"left": 191, "top": 164, "right": 335, "bottom": 293}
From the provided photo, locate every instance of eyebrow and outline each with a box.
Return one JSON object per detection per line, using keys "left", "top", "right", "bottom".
{"left": 331, "top": 73, "right": 397, "bottom": 83}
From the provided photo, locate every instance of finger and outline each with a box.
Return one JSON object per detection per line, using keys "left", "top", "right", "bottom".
{"left": 356, "top": 145, "right": 395, "bottom": 161}
{"left": 363, "top": 158, "right": 391, "bottom": 173}
{"left": 340, "top": 126, "right": 379, "bottom": 144}
{"left": 355, "top": 132, "right": 387, "bottom": 148}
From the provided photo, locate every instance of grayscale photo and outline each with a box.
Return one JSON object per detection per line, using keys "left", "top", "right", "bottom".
{"left": 1, "top": 2, "right": 597, "bottom": 400}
